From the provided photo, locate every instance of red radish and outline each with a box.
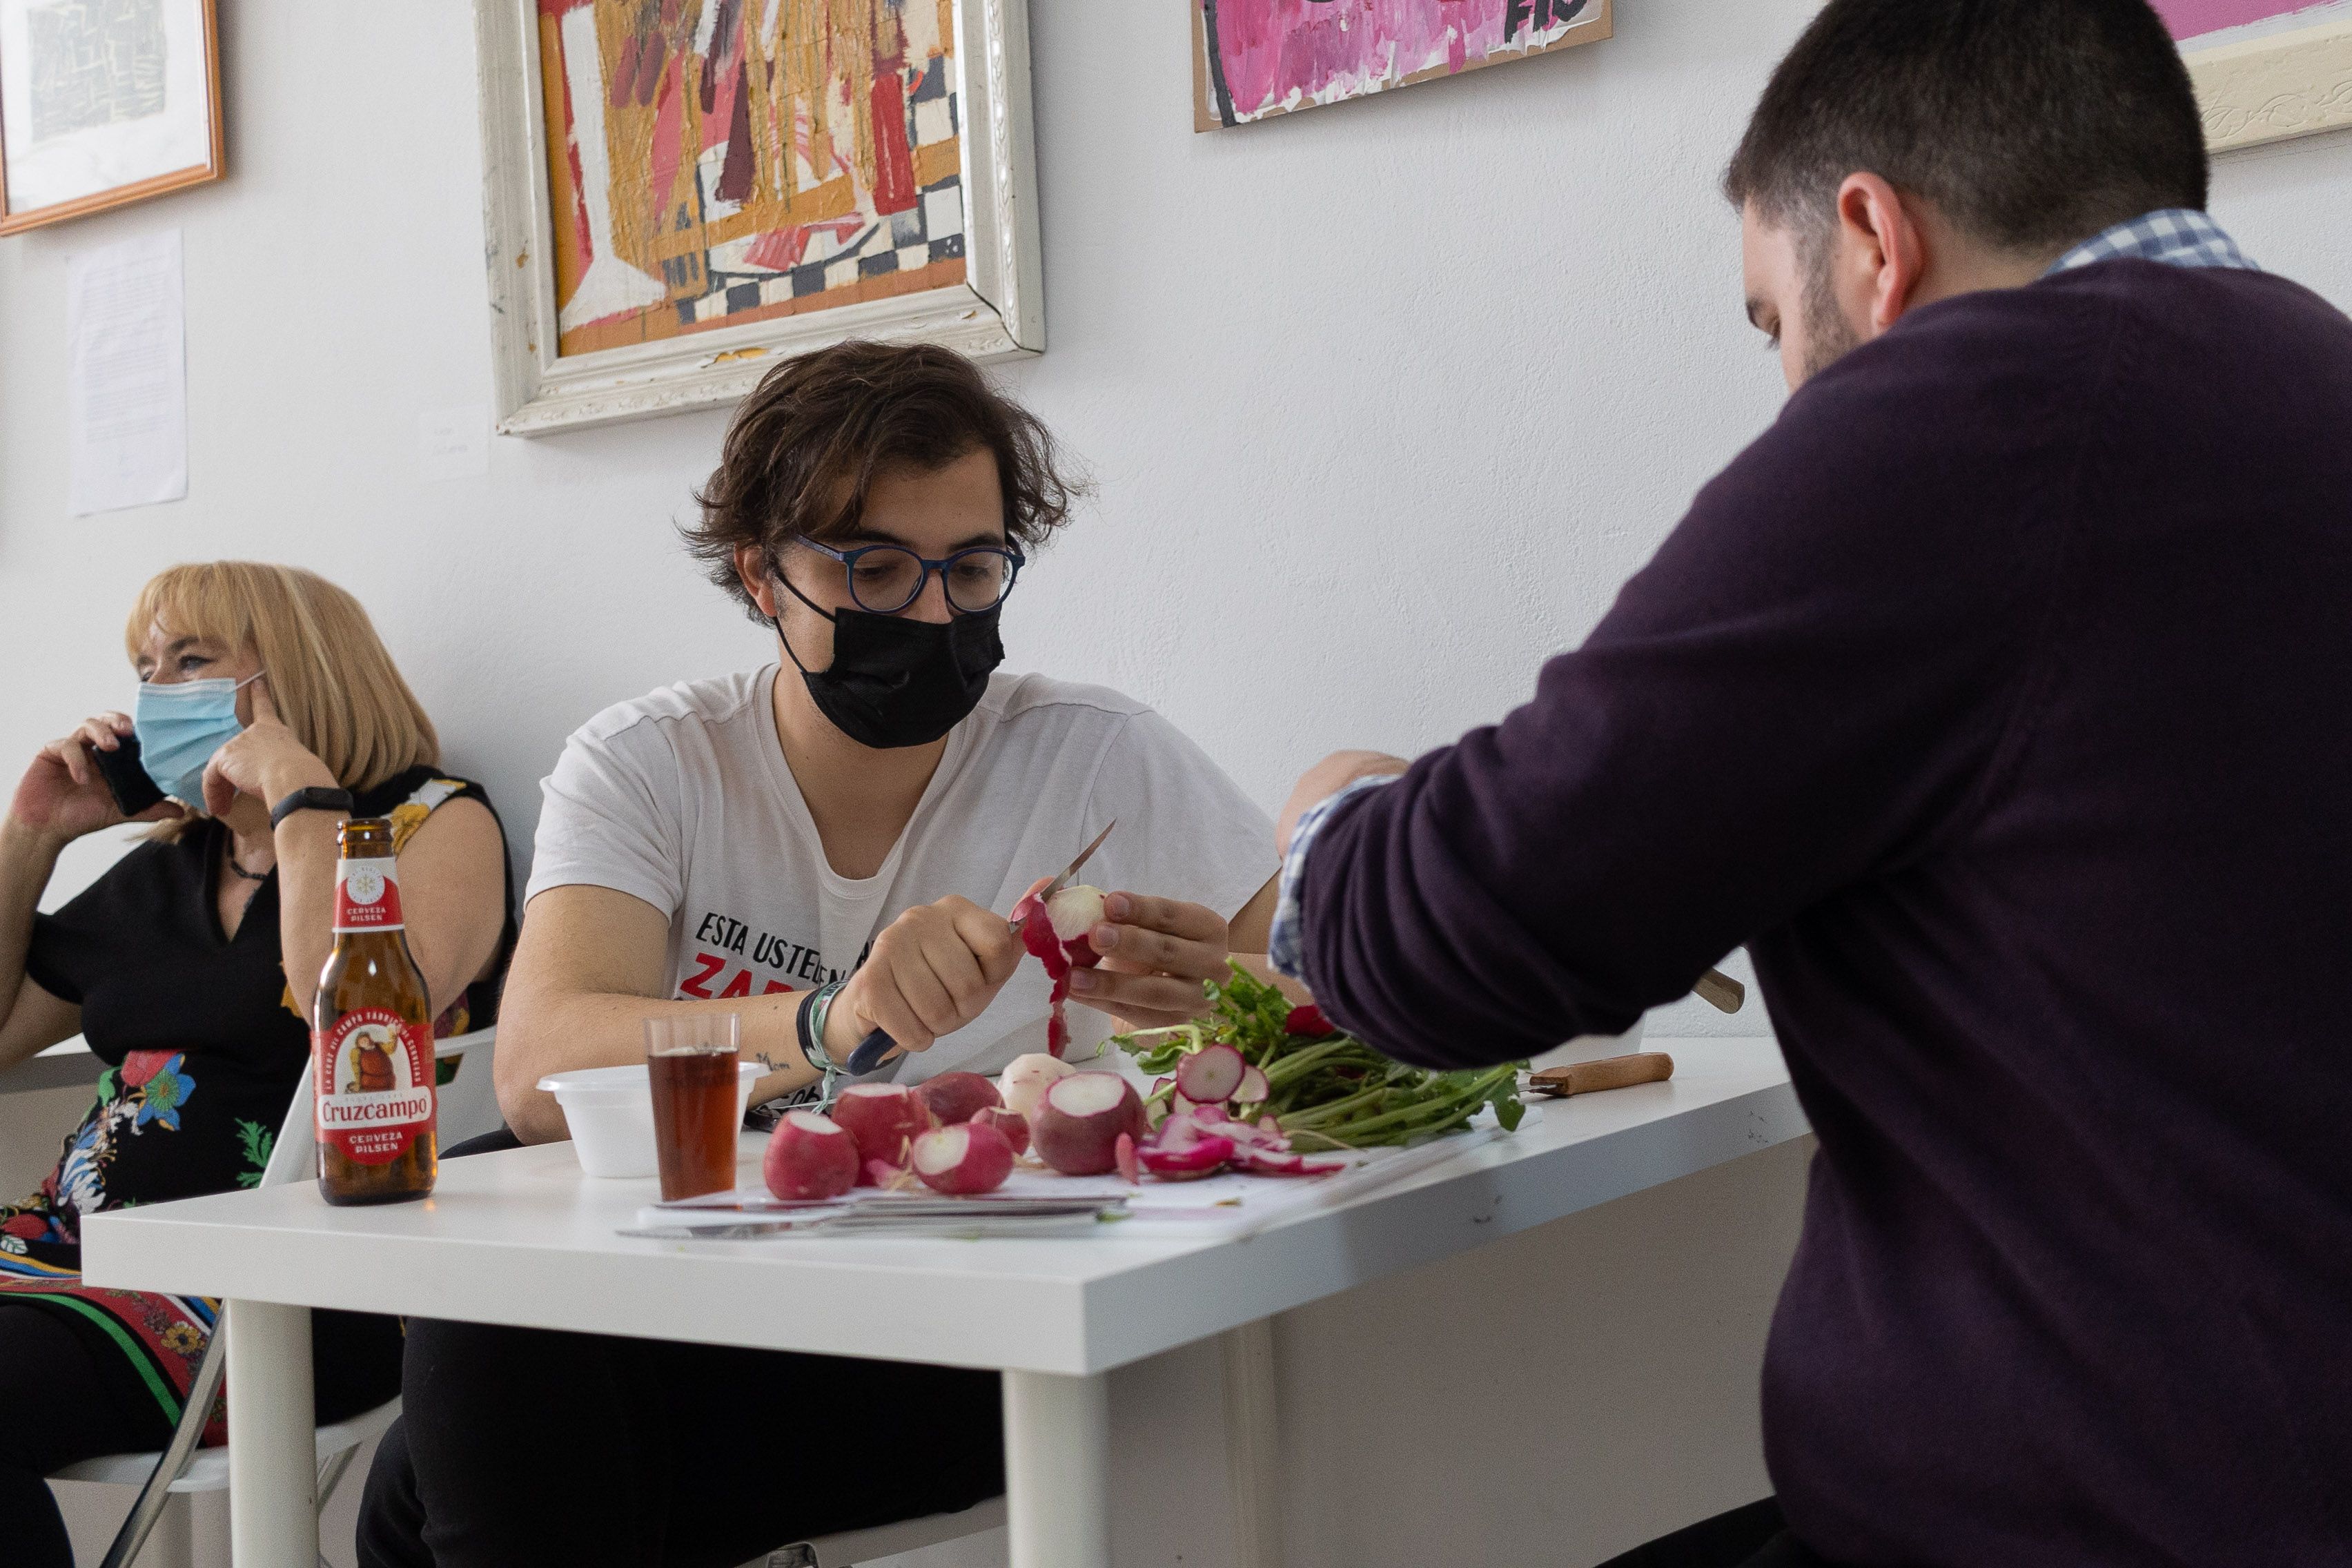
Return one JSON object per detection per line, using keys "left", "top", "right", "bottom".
{"left": 1030, "top": 1072, "right": 1148, "bottom": 1176}
{"left": 1285, "top": 1004, "right": 1334, "bottom": 1037}
{"left": 1236, "top": 1065, "right": 1271, "bottom": 1104}
{"left": 831, "top": 1083, "right": 934, "bottom": 1170}
{"left": 762, "top": 1111, "right": 859, "bottom": 1201}
{"left": 1137, "top": 1134, "right": 1235, "bottom": 1179}
{"left": 999, "top": 1053, "right": 1076, "bottom": 1120}
{"left": 915, "top": 1071, "right": 1002, "bottom": 1126}
{"left": 1010, "top": 883, "right": 1109, "bottom": 1057}
{"left": 1175, "top": 1043, "right": 1247, "bottom": 1105}
{"left": 1115, "top": 1132, "right": 1139, "bottom": 1185}
{"left": 912, "top": 1121, "right": 1017, "bottom": 1195}
{"left": 971, "top": 1105, "right": 1030, "bottom": 1157}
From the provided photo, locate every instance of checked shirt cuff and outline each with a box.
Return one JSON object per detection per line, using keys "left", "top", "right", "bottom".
{"left": 1267, "top": 773, "right": 1399, "bottom": 981}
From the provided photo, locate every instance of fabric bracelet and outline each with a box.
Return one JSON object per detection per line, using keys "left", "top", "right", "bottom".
{"left": 796, "top": 979, "right": 849, "bottom": 1107}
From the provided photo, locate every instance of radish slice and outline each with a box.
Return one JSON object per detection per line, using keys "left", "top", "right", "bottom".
{"left": 1239, "top": 1148, "right": 1344, "bottom": 1177}
{"left": 1138, "top": 1134, "right": 1236, "bottom": 1179}
{"left": 1236, "top": 1065, "right": 1271, "bottom": 1104}
{"left": 1175, "top": 1043, "right": 1246, "bottom": 1105}
{"left": 1114, "top": 1131, "right": 1139, "bottom": 1185}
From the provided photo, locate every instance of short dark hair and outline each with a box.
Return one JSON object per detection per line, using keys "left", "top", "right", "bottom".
{"left": 1724, "top": 0, "right": 2208, "bottom": 255}
{"left": 686, "top": 340, "right": 1081, "bottom": 618}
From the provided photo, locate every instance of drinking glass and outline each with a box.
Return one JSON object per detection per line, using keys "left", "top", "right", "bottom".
{"left": 646, "top": 1014, "right": 742, "bottom": 1201}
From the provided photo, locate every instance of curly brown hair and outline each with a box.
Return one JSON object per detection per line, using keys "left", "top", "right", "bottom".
{"left": 685, "top": 341, "right": 1081, "bottom": 618}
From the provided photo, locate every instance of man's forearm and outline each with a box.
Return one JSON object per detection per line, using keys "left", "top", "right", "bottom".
{"left": 493, "top": 987, "right": 820, "bottom": 1144}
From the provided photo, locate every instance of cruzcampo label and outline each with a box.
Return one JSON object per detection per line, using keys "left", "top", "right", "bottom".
{"left": 314, "top": 1008, "right": 435, "bottom": 1165}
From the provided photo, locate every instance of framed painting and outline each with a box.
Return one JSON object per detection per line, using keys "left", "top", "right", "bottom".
{"left": 477, "top": 0, "right": 1042, "bottom": 436}
{"left": 1195, "top": 0, "right": 1611, "bottom": 130}
{"left": 2156, "top": 0, "right": 2352, "bottom": 149}
{"left": 0, "top": 0, "right": 224, "bottom": 237}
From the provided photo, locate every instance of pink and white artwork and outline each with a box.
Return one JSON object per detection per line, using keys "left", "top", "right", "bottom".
{"left": 2154, "top": 0, "right": 2352, "bottom": 148}
{"left": 1194, "top": 0, "right": 1611, "bottom": 130}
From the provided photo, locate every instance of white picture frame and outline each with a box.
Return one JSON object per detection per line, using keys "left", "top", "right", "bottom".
{"left": 2182, "top": 4, "right": 2352, "bottom": 151}
{"left": 473, "top": 0, "right": 1043, "bottom": 438}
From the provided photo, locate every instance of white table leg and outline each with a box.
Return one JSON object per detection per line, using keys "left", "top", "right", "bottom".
{"left": 224, "top": 1299, "right": 317, "bottom": 1567}
{"left": 1002, "top": 1369, "right": 1110, "bottom": 1568}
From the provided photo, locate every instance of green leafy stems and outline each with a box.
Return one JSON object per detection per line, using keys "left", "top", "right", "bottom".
{"left": 1111, "top": 963, "right": 1525, "bottom": 1151}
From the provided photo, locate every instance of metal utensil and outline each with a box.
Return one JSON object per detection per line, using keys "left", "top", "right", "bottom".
{"left": 840, "top": 821, "right": 1119, "bottom": 1075}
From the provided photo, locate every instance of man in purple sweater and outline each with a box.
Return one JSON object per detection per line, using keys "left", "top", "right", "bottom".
{"left": 1271, "top": 2, "right": 2352, "bottom": 1565}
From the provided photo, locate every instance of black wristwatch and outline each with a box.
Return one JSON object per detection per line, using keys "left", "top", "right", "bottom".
{"left": 269, "top": 786, "right": 355, "bottom": 830}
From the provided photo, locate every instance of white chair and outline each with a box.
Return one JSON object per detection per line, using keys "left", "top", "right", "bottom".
{"left": 742, "top": 1494, "right": 1008, "bottom": 1568}
{"left": 54, "top": 1027, "right": 496, "bottom": 1568}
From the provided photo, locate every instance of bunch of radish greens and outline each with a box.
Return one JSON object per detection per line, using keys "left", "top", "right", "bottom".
{"left": 1114, "top": 964, "right": 1525, "bottom": 1151}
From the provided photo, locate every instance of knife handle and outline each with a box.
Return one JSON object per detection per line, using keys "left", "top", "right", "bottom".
{"left": 1530, "top": 1052, "right": 1675, "bottom": 1097}
{"left": 1694, "top": 968, "right": 1746, "bottom": 1014}
{"left": 843, "top": 1028, "right": 896, "bottom": 1076}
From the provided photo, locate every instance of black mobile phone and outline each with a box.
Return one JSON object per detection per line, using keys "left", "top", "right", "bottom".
{"left": 91, "top": 732, "right": 166, "bottom": 817}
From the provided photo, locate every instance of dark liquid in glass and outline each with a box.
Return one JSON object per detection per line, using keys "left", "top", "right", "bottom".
{"left": 649, "top": 1049, "right": 741, "bottom": 1201}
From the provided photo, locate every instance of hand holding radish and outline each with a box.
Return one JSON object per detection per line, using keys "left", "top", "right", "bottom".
{"left": 1064, "top": 891, "right": 1235, "bottom": 1032}
{"left": 827, "top": 896, "right": 1027, "bottom": 1062}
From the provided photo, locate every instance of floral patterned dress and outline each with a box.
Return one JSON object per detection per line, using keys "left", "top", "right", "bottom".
{"left": 0, "top": 768, "right": 513, "bottom": 1442}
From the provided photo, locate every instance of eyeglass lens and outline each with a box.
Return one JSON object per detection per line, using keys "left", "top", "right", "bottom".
{"left": 846, "top": 547, "right": 1013, "bottom": 614}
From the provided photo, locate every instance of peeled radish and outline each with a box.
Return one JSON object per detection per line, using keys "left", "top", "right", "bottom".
{"left": 1137, "top": 1134, "right": 1235, "bottom": 1180}
{"left": 971, "top": 1104, "right": 1030, "bottom": 1157}
{"left": 1011, "top": 883, "right": 1109, "bottom": 1058}
{"left": 763, "top": 1111, "right": 859, "bottom": 1200}
{"left": 999, "top": 1053, "right": 1076, "bottom": 1120}
{"left": 1175, "top": 1043, "right": 1247, "bottom": 1105}
{"left": 915, "top": 1071, "right": 1001, "bottom": 1126}
{"left": 912, "top": 1121, "right": 1017, "bottom": 1195}
{"left": 1031, "top": 1072, "right": 1148, "bottom": 1176}
{"left": 831, "top": 1083, "right": 934, "bottom": 1170}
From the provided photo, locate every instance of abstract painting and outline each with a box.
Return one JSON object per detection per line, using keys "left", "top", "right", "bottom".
{"left": 2156, "top": 0, "right": 2352, "bottom": 148}
{"left": 0, "top": 0, "right": 223, "bottom": 235}
{"left": 1195, "top": 0, "right": 1610, "bottom": 130}
{"left": 478, "top": 0, "right": 1041, "bottom": 434}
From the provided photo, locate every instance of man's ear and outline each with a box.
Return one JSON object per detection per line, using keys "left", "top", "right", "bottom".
{"left": 736, "top": 543, "right": 778, "bottom": 618}
{"left": 1833, "top": 172, "right": 1929, "bottom": 335}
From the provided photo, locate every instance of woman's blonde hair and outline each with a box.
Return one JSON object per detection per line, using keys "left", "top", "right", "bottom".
{"left": 126, "top": 563, "right": 440, "bottom": 815}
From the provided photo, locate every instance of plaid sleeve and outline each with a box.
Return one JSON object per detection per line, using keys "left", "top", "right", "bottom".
{"left": 1267, "top": 773, "right": 1398, "bottom": 980}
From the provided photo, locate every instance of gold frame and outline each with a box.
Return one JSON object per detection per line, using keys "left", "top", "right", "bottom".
{"left": 0, "top": 0, "right": 225, "bottom": 237}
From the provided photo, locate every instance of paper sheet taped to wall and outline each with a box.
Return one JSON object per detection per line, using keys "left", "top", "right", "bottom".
{"left": 68, "top": 228, "right": 188, "bottom": 517}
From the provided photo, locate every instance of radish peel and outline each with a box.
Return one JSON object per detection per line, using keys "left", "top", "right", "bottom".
{"left": 1011, "top": 883, "right": 1108, "bottom": 1058}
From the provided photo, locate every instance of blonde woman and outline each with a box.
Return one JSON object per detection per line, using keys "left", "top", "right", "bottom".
{"left": 0, "top": 563, "right": 513, "bottom": 1568}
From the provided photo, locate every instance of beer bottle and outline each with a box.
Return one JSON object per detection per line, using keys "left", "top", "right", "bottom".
{"left": 313, "top": 817, "right": 437, "bottom": 1204}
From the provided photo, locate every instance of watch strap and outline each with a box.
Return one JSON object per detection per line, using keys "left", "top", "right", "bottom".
{"left": 269, "top": 785, "right": 355, "bottom": 830}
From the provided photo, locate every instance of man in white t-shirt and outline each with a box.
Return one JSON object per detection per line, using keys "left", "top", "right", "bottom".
{"left": 360, "top": 343, "right": 1277, "bottom": 1568}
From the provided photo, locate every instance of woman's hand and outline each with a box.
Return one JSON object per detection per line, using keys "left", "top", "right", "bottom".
{"left": 826, "top": 896, "right": 1027, "bottom": 1060}
{"left": 1068, "top": 893, "right": 1233, "bottom": 1031}
{"left": 202, "top": 682, "right": 335, "bottom": 819}
{"left": 8, "top": 714, "right": 178, "bottom": 847}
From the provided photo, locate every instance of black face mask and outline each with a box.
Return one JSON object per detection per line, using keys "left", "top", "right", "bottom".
{"left": 773, "top": 576, "right": 1003, "bottom": 749}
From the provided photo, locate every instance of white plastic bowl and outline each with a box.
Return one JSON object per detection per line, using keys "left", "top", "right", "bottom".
{"left": 536, "top": 1061, "right": 762, "bottom": 1179}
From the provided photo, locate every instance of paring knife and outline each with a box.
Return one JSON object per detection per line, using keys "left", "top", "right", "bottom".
{"left": 839, "top": 821, "right": 1119, "bottom": 1076}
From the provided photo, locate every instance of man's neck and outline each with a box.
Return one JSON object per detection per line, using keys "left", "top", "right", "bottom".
{"left": 770, "top": 659, "right": 950, "bottom": 882}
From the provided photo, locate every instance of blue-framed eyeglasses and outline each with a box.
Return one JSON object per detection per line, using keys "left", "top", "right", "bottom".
{"left": 796, "top": 538, "right": 1026, "bottom": 616}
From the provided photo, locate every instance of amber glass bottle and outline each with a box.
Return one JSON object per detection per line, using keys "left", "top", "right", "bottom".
{"left": 313, "top": 818, "right": 437, "bottom": 1204}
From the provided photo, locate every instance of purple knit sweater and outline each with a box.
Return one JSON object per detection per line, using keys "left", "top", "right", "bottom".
{"left": 1292, "top": 260, "right": 2352, "bottom": 1567}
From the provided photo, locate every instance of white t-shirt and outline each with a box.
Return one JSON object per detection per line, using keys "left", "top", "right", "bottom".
{"left": 527, "top": 667, "right": 1278, "bottom": 1082}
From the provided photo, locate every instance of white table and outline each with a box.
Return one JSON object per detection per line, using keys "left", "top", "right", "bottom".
{"left": 82, "top": 1038, "right": 1804, "bottom": 1567}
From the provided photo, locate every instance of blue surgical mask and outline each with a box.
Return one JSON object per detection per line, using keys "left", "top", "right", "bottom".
{"left": 133, "top": 671, "right": 265, "bottom": 807}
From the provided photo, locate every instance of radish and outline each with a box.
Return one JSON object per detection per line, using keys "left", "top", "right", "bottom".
{"left": 971, "top": 1105, "right": 1030, "bottom": 1157}
{"left": 1137, "top": 1134, "right": 1235, "bottom": 1180}
{"left": 1030, "top": 1072, "right": 1148, "bottom": 1176}
{"left": 1236, "top": 1065, "right": 1271, "bottom": 1104}
{"left": 1010, "top": 883, "right": 1108, "bottom": 1058}
{"left": 1239, "top": 1148, "right": 1345, "bottom": 1177}
{"left": 831, "top": 1082, "right": 934, "bottom": 1170}
{"left": 1175, "top": 1043, "right": 1247, "bottom": 1105}
{"left": 915, "top": 1070, "right": 1001, "bottom": 1126}
{"left": 999, "top": 1052, "right": 1076, "bottom": 1120}
{"left": 911, "top": 1121, "right": 1017, "bottom": 1196}
{"left": 762, "top": 1111, "right": 859, "bottom": 1201}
